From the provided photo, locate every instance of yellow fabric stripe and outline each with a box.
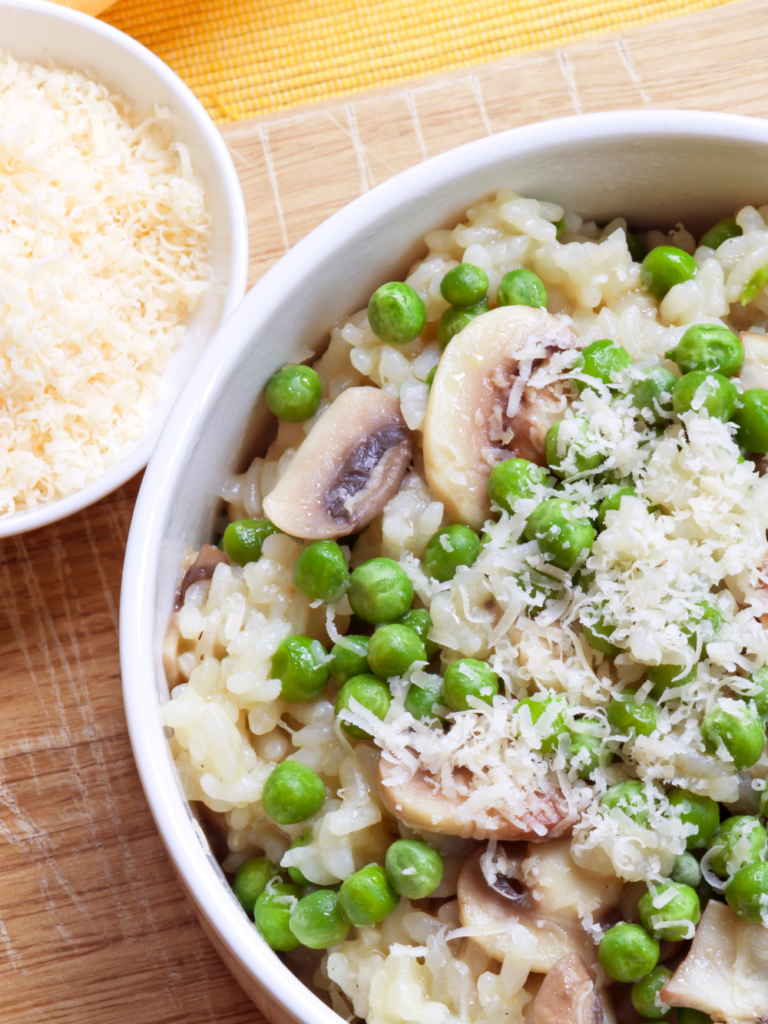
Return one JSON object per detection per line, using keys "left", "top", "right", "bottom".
{"left": 101, "top": 0, "right": 737, "bottom": 123}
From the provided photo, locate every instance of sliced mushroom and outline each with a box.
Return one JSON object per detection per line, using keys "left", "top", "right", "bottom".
{"left": 457, "top": 843, "right": 622, "bottom": 973}
{"left": 378, "top": 754, "right": 572, "bottom": 842}
{"left": 661, "top": 899, "right": 768, "bottom": 1022}
{"left": 740, "top": 330, "right": 768, "bottom": 390}
{"left": 532, "top": 954, "right": 607, "bottom": 1024}
{"left": 423, "top": 306, "right": 574, "bottom": 530}
{"left": 263, "top": 386, "right": 413, "bottom": 540}
{"left": 178, "top": 542, "right": 229, "bottom": 605}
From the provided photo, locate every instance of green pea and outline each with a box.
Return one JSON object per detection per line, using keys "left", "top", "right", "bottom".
{"left": 234, "top": 857, "right": 282, "bottom": 915}
{"left": 440, "top": 264, "right": 489, "bottom": 306}
{"left": 667, "top": 323, "right": 744, "bottom": 377}
{"left": 514, "top": 567, "right": 562, "bottom": 611}
{"left": 285, "top": 831, "right": 312, "bottom": 886}
{"left": 597, "top": 487, "right": 637, "bottom": 528}
{"left": 647, "top": 663, "right": 697, "bottom": 701}
{"left": 265, "top": 365, "right": 322, "bottom": 423}
{"left": 678, "top": 1011, "right": 713, "bottom": 1024}
{"left": 545, "top": 418, "right": 605, "bottom": 477}
{"left": 524, "top": 497, "right": 596, "bottom": 570}
{"left": 631, "top": 965, "right": 673, "bottom": 1019}
{"left": 706, "top": 815, "right": 767, "bottom": 877}
{"left": 631, "top": 367, "right": 678, "bottom": 425}
{"left": 567, "top": 732, "right": 603, "bottom": 780}
{"left": 574, "top": 567, "right": 596, "bottom": 593}
{"left": 555, "top": 216, "right": 565, "bottom": 239}
{"left": 423, "top": 524, "right": 480, "bottom": 582}
{"left": 642, "top": 246, "right": 698, "bottom": 301}
{"left": 294, "top": 541, "right": 349, "bottom": 603}
{"left": 574, "top": 338, "right": 632, "bottom": 393}
{"left": 672, "top": 370, "right": 738, "bottom": 422}
{"left": 223, "top": 518, "right": 280, "bottom": 565}
{"left": 385, "top": 839, "right": 444, "bottom": 899}
{"left": 639, "top": 882, "right": 700, "bottom": 941}
{"left": 338, "top": 864, "right": 399, "bottom": 927}
{"left": 443, "top": 658, "right": 498, "bottom": 711}
{"left": 746, "top": 666, "right": 768, "bottom": 718}
{"left": 700, "top": 217, "right": 742, "bottom": 250}
{"left": 272, "top": 635, "right": 330, "bottom": 703}
{"left": 626, "top": 229, "right": 647, "bottom": 264}
{"left": 404, "top": 675, "right": 445, "bottom": 722}
{"left": 607, "top": 693, "right": 658, "bottom": 737}
{"left": 425, "top": 365, "right": 437, "bottom": 390}
{"left": 701, "top": 700, "right": 766, "bottom": 770}
{"left": 395, "top": 608, "right": 438, "bottom": 658}
{"left": 262, "top": 761, "right": 326, "bottom": 825}
{"left": 515, "top": 694, "right": 568, "bottom": 754}
{"left": 367, "top": 624, "right": 426, "bottom": 679}
{"left": 335, "top": 673, "right": 392, "bottom": 739}
{"left": 724, "top": 860, "right": 768, "bottom": 923}
{"left": 497, "top": 268, "right": 547, "bottom": 308}
{"left": 487, "top": 457, "right": 547, "bottom": 515}
{"left": 741, "top": 261, "right": 768, "bottom": 307}
{"left": 761, "top": 789, "right": 768, "bottom": 819}
{"left": 667, "top": 787, "right": 719, "bottom": 850}
{"left": 437, "top": 299, "right": 488, "bottom": 349}
{"left": 683, "top": 601, "right": 724, "bottom": 649}
{"left": 368, "top": 281, "right": 426, "bottom": 345}
{"left": 602, "top": 780, "right": 652, "bottom": 828}
{"left": 329, "top": 636, "right": 370, "bottom": 684}
{"left": 598, "top": 921, "right": 660, "bottom": 983}
{"left": 733, "top": 388, "right": 768, "bottom": 453}
{"left": 581, "top": 610, "right": 620, "bottom": 656}
{"left": 289, "top": 889, "right": 350, "bottom": 948}
{"left": 348, "top": 558, "right": 414, "bottom": 624}
{"left": 671, "top": 852, "right": 702, "bottom": 888}
{"left": 254, "top": 883, "right": 302, "bottom": 951}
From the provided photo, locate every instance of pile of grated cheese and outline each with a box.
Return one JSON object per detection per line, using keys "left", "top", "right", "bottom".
{"left": 0, "top": 53, "right": 210, "bottom": 516}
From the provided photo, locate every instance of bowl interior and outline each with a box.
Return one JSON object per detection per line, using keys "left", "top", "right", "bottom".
{"left": 0, "top": 0, "right": 246, "bottom": 537}
{"left": 123, "top": 111, "right": 768, "bottom": 1024}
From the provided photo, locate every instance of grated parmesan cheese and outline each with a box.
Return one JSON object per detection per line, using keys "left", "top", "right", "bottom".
{"left": 0, "top": 54, "right": 209, "bottom": 516}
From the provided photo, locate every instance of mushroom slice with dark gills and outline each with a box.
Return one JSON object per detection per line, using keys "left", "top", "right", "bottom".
{"left": 532, "top": 954, "right": 611, "bottom": 1024}
{"left": 457, "top": 842, "right": 623, "bottom": 973}
{"left": 423, "top": 305, "right": 576, "bottom": 531}
{"left": 378, "top": 753, "right": 573, "bottom": 842}
{"left": 263, "top": 386, "right": 413, "bottom": 540}
{"left": 177, "top": 543, "right": 229, "bottom": 605}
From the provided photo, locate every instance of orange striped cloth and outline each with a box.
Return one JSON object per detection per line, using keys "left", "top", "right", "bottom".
{"left": 80, "top": 0, "right": 736, "bottom": 123}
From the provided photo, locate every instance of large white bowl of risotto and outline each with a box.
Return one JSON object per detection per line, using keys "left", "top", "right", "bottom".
{"left": 122, "top": 110, "right": 768, "bottom": 1024}
{"left": 0, "top": 0, "right": 247, "bottom": 537}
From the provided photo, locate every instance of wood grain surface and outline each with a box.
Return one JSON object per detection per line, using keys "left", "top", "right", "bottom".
{"left": 1, "top": 1, "right": 766, "bottom": 1020}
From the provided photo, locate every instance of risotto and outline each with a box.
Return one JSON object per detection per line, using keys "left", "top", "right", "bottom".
{"left": 163, "top": 191, "right": 768, "bottom": 1024}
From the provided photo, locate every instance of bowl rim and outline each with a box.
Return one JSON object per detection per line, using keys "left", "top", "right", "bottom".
{"left": 0, "top": 0, "right": 248, "bottom": 539}
{"left": 121, "top": 108, "right": 768, "bottom": 1022}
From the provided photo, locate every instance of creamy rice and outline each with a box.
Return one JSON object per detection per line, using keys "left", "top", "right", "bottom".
{"left": 163, "top": 190, "right": 768, "bottom": 1023}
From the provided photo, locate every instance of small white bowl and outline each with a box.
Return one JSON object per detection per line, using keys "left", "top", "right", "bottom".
{"left": 0, "top": 0, "right": 248, "bottom": 538}
{"left": 121, "top": 110, "right": 768, "bottom": 1022}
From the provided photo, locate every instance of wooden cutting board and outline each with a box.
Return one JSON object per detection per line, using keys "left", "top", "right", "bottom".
{"left": 0, "top": 2, "right": 766, "bottom": 1021}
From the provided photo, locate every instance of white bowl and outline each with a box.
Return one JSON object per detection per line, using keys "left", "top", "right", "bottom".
{"left": 120, "top": 110, "right": 768, "bottom": 1022}
{"left": 0, "top": 0, "right": 248, "bottom": 538}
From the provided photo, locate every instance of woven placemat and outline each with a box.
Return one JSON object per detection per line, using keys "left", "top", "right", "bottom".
{"left": 101, "top": 0, "right": 739, "bottom": 122}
